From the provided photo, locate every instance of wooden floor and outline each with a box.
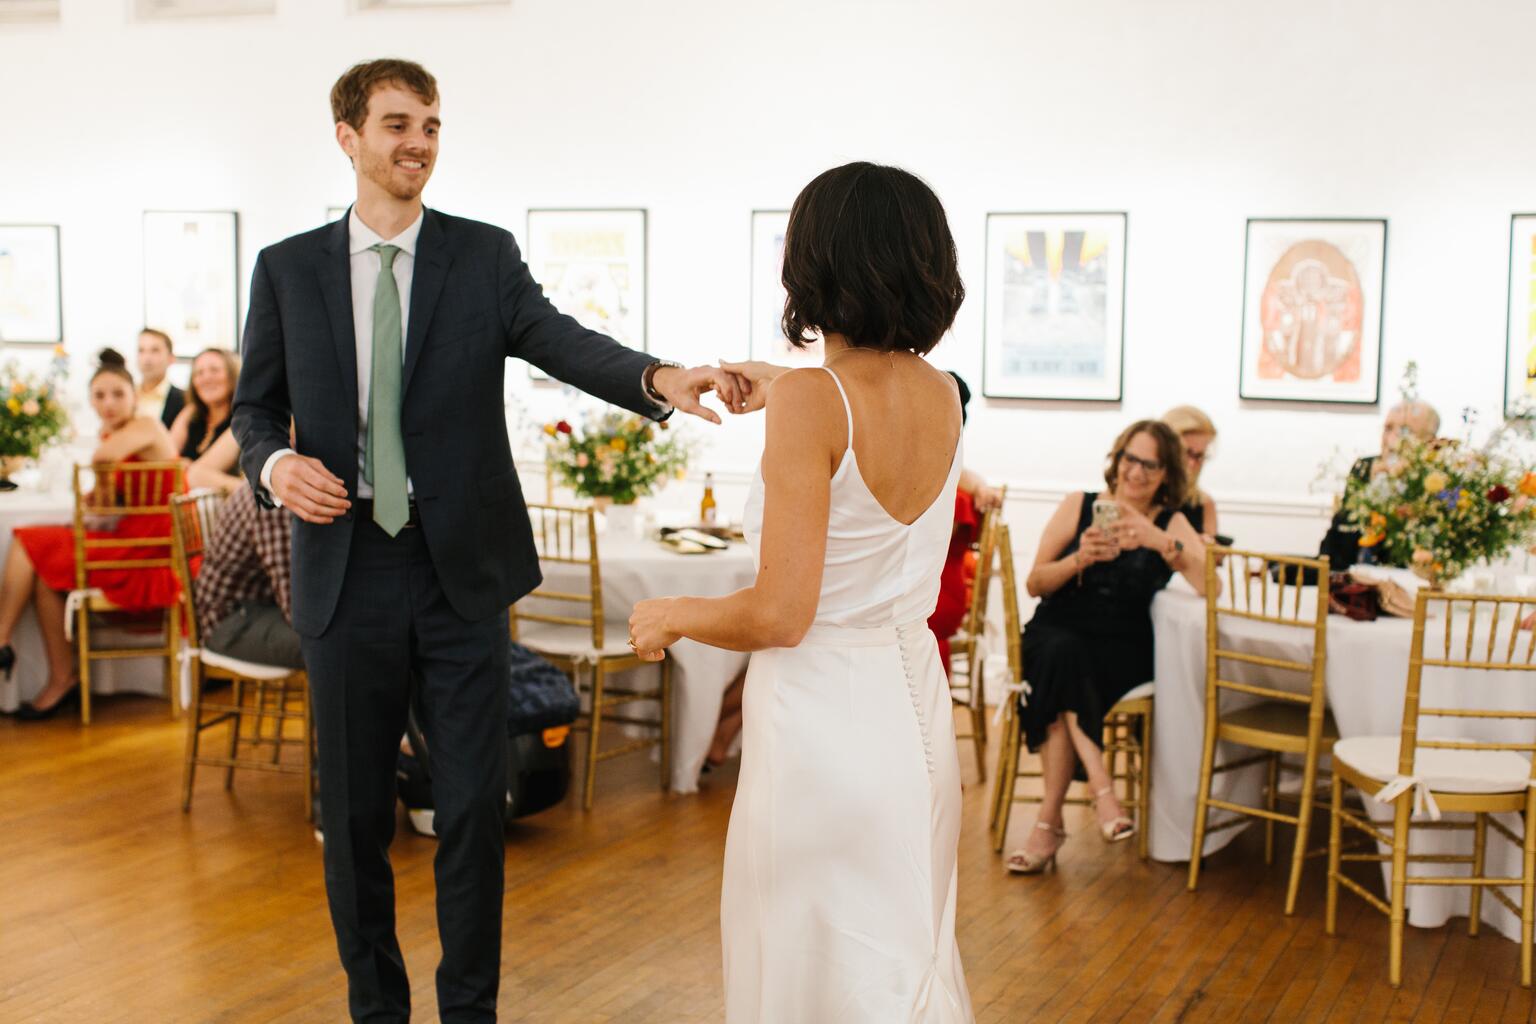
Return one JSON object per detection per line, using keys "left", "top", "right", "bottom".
{"left": 2, "top": 696, "right": 1532, "bottom": 1023}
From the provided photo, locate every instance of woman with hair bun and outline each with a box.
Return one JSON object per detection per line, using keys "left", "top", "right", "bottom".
{"left": 3, "top": 348, "right": 178, "bottom": 720}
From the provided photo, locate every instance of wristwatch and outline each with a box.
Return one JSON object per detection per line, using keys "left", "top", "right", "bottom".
{"left": 642, "top": 360, "right": 683, "bottom": 406}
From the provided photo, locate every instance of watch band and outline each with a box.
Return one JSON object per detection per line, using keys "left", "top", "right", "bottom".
{"left": 643, "top": 360, "right": 683, "bottom": 405}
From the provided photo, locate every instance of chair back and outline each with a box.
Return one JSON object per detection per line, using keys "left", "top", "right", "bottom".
{"left": 169, "top": 489, "right": 227, "bottom": 648}
{"left": 959, "top": 489, "right": 1008, "bottom": 642}
{"left": 996, "top": 523, "right": 1022, "bottom": 687}
{"left": 1399, "top": 590, "right": 1536, "bottom": 782}
{"left": 513, "top": 503, "right": 606, "bottom": 648}
{"left": 71, "top": 460, "right": 186, "bottom": 591}
{"left": 1203, "top": 547, "right": 1330, "bottom": 720}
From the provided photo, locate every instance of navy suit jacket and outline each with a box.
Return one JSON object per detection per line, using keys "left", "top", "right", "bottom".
{"left": 232, "top": 209, "right": 662, "bottom": 637}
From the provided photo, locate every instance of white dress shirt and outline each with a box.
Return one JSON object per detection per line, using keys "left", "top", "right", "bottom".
{"left": 261, "top": 207, "right": 422, "bottom": 501}
{"left": 137, "top": 377, "right": 172, "bottom": 422}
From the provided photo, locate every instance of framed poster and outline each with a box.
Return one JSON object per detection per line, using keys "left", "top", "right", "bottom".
{"left": 142, "top": 210, "right": 240, "bottom": 353}
{"left": 982, "top": 212, "right": 1126, "bottom": 401}
{"left": 0, "top": 1, "right": 60, "bottom": 23}
{"left": 524, "top": 208, "right": 646, "bottom": 381}
{"left": 133, "top": 0, "right": 273, "bottom": 17}
{"left": 748, "top": 210, "right": 820, "bottom": 365}
{"left": 0, "top": 225, "right": 62, "bottom": 346}
{"left": 356, "top": 0, "right": 508, "bottom": 7}
{"left": 1505, "top": 214, "right": 1536, "bottom": 416}
{"left": 1239, "top": 218, "right": 1386, "bottom": 405}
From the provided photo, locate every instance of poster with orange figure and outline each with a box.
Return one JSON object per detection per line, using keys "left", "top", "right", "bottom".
{"left": 1504, "top": 214, "right": 1536, "bottom": 417}
{"left": 982, "top": 212, "right": 1126, "bottom": 400}
{"left": 1239, "top": 218, "right": 1385, "bottom": 404}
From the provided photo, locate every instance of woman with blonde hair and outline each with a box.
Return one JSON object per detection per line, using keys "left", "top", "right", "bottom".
{"left": 1162, "top": 404, "right": 1218, "bottom": 542}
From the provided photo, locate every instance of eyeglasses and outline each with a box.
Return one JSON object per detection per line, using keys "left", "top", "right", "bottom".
{"left": 1186, "top": 450, "right": 1210, "bottom": 466}
{"left": 1118, "top": 451, "right": 1164, "bottom": 475}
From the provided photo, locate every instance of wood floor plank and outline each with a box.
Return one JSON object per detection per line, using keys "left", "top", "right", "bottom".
{"left": 4, "top": 696, "right": 1535, "bottom": 1023}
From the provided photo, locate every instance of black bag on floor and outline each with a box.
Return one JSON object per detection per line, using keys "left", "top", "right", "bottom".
{"left": 398, "top": 642, "right": 579, "bottom": 834}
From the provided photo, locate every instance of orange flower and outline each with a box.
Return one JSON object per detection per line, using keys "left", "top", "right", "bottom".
{"left": 1521, "top": 472, "right": 1536, "bottom": 498}
{"left": 1359, "top": 531, "right": 1385, "bottom": 548}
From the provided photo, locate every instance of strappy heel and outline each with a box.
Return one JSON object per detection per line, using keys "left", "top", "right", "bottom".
{"left": 1007, "top": 821, "right": 1067, "bottom": 875}
{"left": 1094, "top": 785, "right": 1135, "bottom": 843}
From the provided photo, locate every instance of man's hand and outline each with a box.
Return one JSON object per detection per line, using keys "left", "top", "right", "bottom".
{"left": 651, "top": 365, "right": 749, "bottom": 423}
{"left": 271, "top": 454, "right": 350, "bottom": 524}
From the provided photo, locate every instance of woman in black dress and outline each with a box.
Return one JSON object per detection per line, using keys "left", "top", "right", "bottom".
{"left": 1007, "top": 420, "right": 1212, "bottom": 874}
{"left": 168, "top": 348, "right": 239, "bottom": 459}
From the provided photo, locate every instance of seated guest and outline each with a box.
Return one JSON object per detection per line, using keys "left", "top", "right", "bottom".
{"left": 186, "top": 430, "right": 246, "bottom": 496}
{"left": 1007, "top": 420, "right": 1210, "bottom": 873}
{"left": 1318, "top": 399, "right": 1440, "bottom": 569}
{"left": 195, "top": 484, "right": 302, "bottom": 671}
{"left": 1162, "top": 405, "right": 1219, "bottom": 541}
{"left": 4, "top": 349, "right": 180, "bottom": 720}
{"left": 135, "top": 327, "right": 186, "bottom": 429}
{"left": 168, "top": 348, "right": 239, "bottom": 460}
{"left": 930, "top": 372, "right": 1002, "bottom": 671}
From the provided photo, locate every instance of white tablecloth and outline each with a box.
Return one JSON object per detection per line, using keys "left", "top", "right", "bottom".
{"left": 1149, "top": 577, "right": 1536, "bottom": 941}
{"left": 0, "top": 487, "right": 167, "bottom": 713}
{"left": 529, "top": 530, "right": 758, "bottom": 793}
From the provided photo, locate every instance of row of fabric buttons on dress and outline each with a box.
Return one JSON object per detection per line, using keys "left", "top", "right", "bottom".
{"left": 895, "top": 622, "right": 936, "bottom": 778}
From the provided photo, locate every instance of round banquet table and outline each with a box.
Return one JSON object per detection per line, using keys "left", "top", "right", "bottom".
{"left": 1149, "top": 575, "right": 1536, "bottom": 942}
{"left": 0, "top": 486, "right": 168, "bottom": 714}
{"left": 529, "top": 529, "right": 758, "bottom": 793}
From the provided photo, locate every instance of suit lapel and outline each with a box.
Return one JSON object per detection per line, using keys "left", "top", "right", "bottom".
{"left": 403, "top": 209, "right": 452, "bottom": 394}
{"left": 317, "top": 216, "right": 358, "bottom": 421}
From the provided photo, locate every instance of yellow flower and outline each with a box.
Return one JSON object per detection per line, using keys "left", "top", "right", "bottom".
{"left": 6, "top": 398, "right": 20, "bottom": 414}
{"left": 1423, "top": 471, "right": 1448, "bottom": 493}
{"left": 543, "top": 424, "right": 557, "bottom": 436}
{"left": 610, "top": 438, "right": 628, "bottom": 452}
{"left": 1521, "top": 472, "right": 1536, "bottom": 498}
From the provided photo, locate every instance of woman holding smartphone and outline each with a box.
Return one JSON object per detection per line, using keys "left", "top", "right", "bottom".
{"left": 1006, "top": 420, "right": 1210, "bottom": 874}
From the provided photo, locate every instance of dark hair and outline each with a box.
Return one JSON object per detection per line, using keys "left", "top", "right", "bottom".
{"left": 948, "top": 371, "right": 972, "bottom": 424}
{"left": 330, "top": 58, "right": 438, "bottom": 131}
{"left": 1103, "top": 419, "right": 1187, "bottom": 510}
{"left": 92, "top": 347, "right": 134, "bottom": 387}
{"left": 780, "top": 162, "right": 964, "bottom": 356}
{"left": 187, "top": 348, "right": 241, "bottom": 454}
{"left": 138, "top": 327, "right": 173, "bottom": 356}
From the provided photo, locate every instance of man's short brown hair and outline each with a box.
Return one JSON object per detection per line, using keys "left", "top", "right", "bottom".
{"left": 138, "top": 327, "right": 173, "bottom": 356}
{"left": 330, "top": 59, "right": 438, "bottom": 131}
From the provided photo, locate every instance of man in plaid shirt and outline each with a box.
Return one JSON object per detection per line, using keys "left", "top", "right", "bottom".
{"left": 196, "top": 485, "right": 303, "bottom": 669}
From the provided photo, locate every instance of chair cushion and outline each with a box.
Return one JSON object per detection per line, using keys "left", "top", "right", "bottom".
{"left": 1333, "top": 735, "right": 1533, "bottom": 795}
{"left": 1118, "top": 681, "right": 1155, "bottom": 703}
{"left": 200, "top": 649, "right": 300, "bottom": 681}
{"left": 516, "top": 622, "right": 634, "bottom": 661}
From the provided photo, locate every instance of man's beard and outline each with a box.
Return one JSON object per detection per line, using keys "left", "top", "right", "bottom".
{"left": 360, "top": 145, "right": 428, "bottom": 201}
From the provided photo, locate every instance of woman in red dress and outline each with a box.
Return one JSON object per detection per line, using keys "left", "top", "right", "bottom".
{"left": 6, "top": 349, "right": 179, "bottom": 720}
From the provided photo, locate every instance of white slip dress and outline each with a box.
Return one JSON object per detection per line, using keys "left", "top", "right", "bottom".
{"left": 721, "top": 366, "right": 974, "bottom": 1023}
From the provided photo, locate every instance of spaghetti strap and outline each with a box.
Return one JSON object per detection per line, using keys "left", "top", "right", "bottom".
{"left": 819, "top": 366, "right": 854, "bottom": 449}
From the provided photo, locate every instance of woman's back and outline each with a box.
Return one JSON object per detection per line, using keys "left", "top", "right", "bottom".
{"left": 744, "top": 355, "right": 962, "bottom": 629}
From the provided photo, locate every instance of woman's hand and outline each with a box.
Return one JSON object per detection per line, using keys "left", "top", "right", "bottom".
{"left": 1077, "top": 525, "right": 1119, "bottom": 565}
{"left": 1112, "top": 503, "right": 1163, "bottom": 552}
{"left": 628, "top": 597, "right": 682, "bottom": 662}
{"left": 716, "top": 360, "right": 789, "bottom": 414}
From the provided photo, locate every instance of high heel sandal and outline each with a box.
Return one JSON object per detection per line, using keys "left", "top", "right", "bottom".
{"left": 16, "top": 682, "right": 80, "bottom": 722}
{"left": 1093, "top": 785, "right": 1135, "bottom": 843}
{"left": 1006, "top": 821, "right": 1067, "bottom": 875}
{"left": 0, "top": 644, "right": 14, "bottom": 681}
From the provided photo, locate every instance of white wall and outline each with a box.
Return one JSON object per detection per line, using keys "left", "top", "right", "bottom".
{"left": 5, "top": 0, "right": 1534, "bottom": 555}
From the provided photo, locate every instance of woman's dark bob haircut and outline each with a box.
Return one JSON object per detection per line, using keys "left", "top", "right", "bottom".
{"left": 780, "top": 162, "right": 964, "bottom": 356}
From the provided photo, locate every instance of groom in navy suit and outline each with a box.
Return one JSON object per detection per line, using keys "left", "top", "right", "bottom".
{"left": 232, "top": 59, "right": 741, "bottom": 1023}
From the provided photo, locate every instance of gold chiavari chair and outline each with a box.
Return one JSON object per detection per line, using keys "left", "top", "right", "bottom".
{"left": 511, "top": 503, "right": 671, "bottom": 811}
{"left": 1327, "top": 590, "right": 1536, "bottom": 987}
{"left": 948, "top": 489, "right": 1007, "bottom": 782}
{"left": 1188, "top": 548, "right": 1333, "bottom": 914}
{"left": 170, "top": 492, "right": 314, "bottom": 819}
{"left": 987, "top": 523, "right": 1155, "bottom": 860}
{"left": 71, "top": 460, "right": 186, "bottom": 724}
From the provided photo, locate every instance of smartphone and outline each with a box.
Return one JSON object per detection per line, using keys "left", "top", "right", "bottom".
{"left": 1092, "top": 498, "right": 1121, "bottom": 532}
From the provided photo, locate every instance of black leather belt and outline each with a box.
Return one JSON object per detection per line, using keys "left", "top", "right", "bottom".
{"left": 354, "top": 498, "right": 421, "bottom": 528}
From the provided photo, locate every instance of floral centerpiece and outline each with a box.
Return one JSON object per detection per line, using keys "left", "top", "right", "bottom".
{"left": 0, "top": 348, "right": 70, "bottom": 490}
{"left": 542, "top": 410, "right": 691, "bottom": 505}
{"left": 1340, "top": 366, "right": 1536, "bottom": 587}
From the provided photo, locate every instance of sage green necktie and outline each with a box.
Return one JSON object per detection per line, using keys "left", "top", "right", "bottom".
{"left": 366, "top": 244, "right": 409, "bottom": 536}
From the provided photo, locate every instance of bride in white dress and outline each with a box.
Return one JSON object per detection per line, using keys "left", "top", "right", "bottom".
{"left": 628, "top": 162, "right": 974, "bottom": 1023}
